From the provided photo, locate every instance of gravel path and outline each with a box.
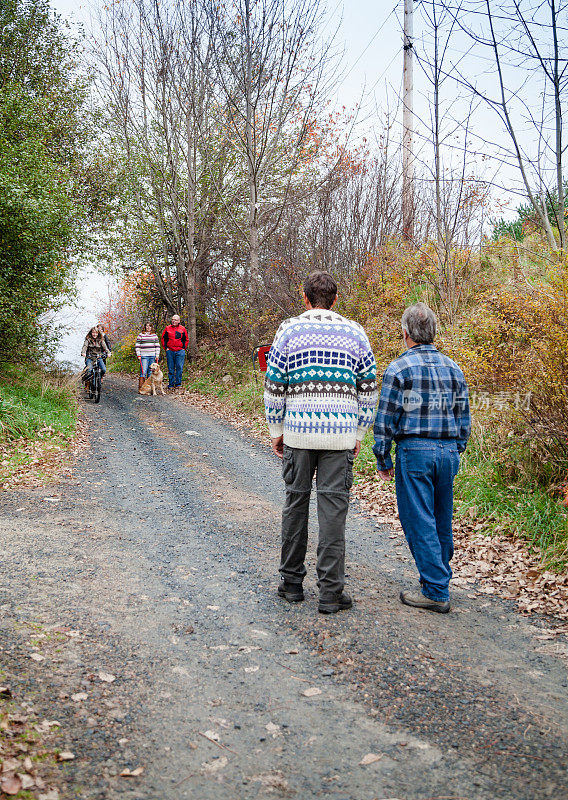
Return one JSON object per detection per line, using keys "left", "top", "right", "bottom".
{"left": 2, "top": 375, "right": 567, "bottom": 800}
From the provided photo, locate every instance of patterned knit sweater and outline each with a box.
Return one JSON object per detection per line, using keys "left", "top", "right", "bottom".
{"left": 264, "top": 309, "right": 378, "bottom": 450}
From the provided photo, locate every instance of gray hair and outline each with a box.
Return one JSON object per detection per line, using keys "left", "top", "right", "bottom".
{"left": 401, "top": 302, "right": 437, "bottom": 344}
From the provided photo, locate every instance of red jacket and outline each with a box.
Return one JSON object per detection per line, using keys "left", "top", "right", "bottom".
{"left": 161, "top": 324, "right": 188, "bottom": 351}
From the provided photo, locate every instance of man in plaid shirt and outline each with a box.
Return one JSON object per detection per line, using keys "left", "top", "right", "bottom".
{"left": 373, "top": 303, "right": 471, "bottom": 613}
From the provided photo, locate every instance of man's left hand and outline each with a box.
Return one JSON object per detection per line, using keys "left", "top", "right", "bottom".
{"left": 271, "top": 435, "right": 284, "bottom": 458}
{"left": 353, "top": 440, "right": 361, "bottom": 458}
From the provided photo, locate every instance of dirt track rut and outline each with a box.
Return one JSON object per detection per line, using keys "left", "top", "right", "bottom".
{"left": 1, "top": 375, "right": 567, "bottom": 799}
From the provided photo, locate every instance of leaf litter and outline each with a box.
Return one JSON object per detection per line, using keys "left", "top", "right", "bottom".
{"left": 353, "top": 476, "right": 568, "bottom": 630}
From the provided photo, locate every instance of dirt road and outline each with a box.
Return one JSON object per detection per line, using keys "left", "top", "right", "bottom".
{"left": 2, "top": 375, "right": 567, "bottom": 799}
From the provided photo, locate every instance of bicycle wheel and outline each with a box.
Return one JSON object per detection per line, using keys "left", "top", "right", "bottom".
{"left": 88, "top": 379, "right": 94, "bottom": 400}
{"left": 94, "top": 371, "right": 101, "bottom": 403}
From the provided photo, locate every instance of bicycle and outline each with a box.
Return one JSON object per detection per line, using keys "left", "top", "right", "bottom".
{"left": 84, "top": 359, "right": 103, "bottom": 404}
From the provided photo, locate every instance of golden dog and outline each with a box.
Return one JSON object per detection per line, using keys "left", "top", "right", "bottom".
{"left": 140, "top": 362, "right": 165, "bottom": 396}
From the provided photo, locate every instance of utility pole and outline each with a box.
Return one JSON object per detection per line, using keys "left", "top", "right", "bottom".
{"left": 402, "top": 0, "right": 414, "bottom": 241}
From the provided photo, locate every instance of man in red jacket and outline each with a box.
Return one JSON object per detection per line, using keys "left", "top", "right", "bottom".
{"left": 161, "top": 314, "right": 189, "bottom": 390}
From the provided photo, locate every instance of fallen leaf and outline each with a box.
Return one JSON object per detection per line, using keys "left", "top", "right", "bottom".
{"left": 71, "top": 692, "right": 88, "bottom": 702}
{"left": 98, "top": 672, "right": 116, "bottom": 683}
{"left": 210, "top": 717, "right": 231, "bottom": 729}
{"left": 0, "top": 775, "right": 22, "bottom": 795}
{"left": 120, "top": 766, "right": 144, "bottom": 777}
{"left": 36, "top": 720, "right": 61, "bottom": 732}
{"left": 302, "top": 687, "right": 322, "bottom": 697}
{"left": 57, "top": 752, "right": 75, "bottom": 761}
{"left": 244, "top": 666, "right": 259, "bottom": 673}
{"left": 203, "top": 730, "right": 220, "bottom": 742}
{"left": 359, "top": 752, "right": 383, "bottom": 765}
{"left": 30, "top": 653, "right": 45, "bottom": 662}
{"left": 251, "top": 771, "right": 289, "bottom": 790}
{"left": 265, "top": 722, "right": 280, "bottom": 733}
{"left": 20, "top": 774, "right": 36, "bottom": 790}
{"left": 0, "top": 685, "right": 12, "bottom": 697}
{"left": 285, "top": 649, "right": 299, "bottom": 655}
{"left": 8, "top": 715, "right": 27, "bottom": 726}
{"left": 202, "top": 756, "right": 228, "bottom": 773}
{"left": 206, "top": 605, "right": 220, "bottom": 611}
{"left": 38, "top": 788, "right": 59, "bottom": 800}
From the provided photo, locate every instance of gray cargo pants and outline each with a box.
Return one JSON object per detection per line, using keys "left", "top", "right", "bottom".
{"left": 280, "top": 445, "right": 354, "bottom": 600}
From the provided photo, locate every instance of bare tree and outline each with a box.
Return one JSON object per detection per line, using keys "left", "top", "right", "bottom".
{"left": 204, "top": 0, "right": 337, "bottom": 279}
{"left": 411, "top": 0, "right": 491, "bottom": 320}
{"left": 94, "top": 0, "right": 230, "bottom": 357}
{"left": 441, "top": 0, "right": 568, "bottom": 250}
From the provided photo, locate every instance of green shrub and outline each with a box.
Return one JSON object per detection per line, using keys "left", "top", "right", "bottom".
{"left": 455, "top": 416, "right": 568, "bottom": 569}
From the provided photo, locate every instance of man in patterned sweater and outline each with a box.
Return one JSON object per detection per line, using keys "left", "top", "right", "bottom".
{"left": 264, "top": 271, "right": 378, "bottom": 614}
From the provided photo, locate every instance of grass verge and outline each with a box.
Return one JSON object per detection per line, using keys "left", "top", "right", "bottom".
{"left": 454, "top": 430, "right": 568, "bottom": 570}
{"left": 0, "top": 363, "right": 78, "bottom": 487}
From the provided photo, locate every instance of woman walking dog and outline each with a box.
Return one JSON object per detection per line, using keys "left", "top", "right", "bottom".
{"left": 135, "top": 323, "right": 161, "bottom": 393}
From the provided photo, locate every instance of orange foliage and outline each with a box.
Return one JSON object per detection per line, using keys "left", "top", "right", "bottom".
{"left": 99, "top": 268, "right": 157, "bottom": 342}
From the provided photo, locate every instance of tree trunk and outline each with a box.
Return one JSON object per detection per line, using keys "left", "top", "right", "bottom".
{"left": 551, "top": 0, "right": 565, "bottom": 249}
{"left": 402, "top": 0, "right": 414, "bottom": 241}
{"left": 244, "top": 0, "right": 259, "bottom": 279}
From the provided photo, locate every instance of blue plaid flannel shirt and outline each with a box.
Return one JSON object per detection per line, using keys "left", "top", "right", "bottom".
{"left": 373, "top": 345, "right": 471, "bottom": 471}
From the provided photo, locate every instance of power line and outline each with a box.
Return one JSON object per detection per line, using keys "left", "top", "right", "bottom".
{"left": 338, "top": 3, "right": 399, "bottom": 87}
{"left": 367, "top": 49, "right": 400, "bottom": 95}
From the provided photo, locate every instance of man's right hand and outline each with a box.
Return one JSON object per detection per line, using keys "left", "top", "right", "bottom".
{"left": 378, "top": 468, "right": 394, "bottom": 481}
{"left": 271, "top": 435, "right": 284, "bottom": 458}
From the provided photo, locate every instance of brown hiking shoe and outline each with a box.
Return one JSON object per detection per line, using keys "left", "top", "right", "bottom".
{"left": 400, "top": 590, "right": 450, "bottom": 614}
{"left": 318, "top": 592, "right": 353, "bottom": 614}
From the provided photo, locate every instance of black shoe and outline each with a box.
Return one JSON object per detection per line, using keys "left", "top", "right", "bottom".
{"left": 400, "top": 590, "right": 450, "bottom": 614}
{"left": 277, "top": 581, "right": 304, "bottom": 603}
{"left": 318, "top": 591, "right": 352, "bottom": 614}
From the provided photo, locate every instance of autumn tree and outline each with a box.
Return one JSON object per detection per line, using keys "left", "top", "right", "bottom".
{"left": 441, "top": 0, "right": 568, "bottom": 250}
{"left": 203, "top": 0, "right": 337, "bottom": 280}
{"left": 0, "top": 0, "right": 88, "bottom": 360}
{"left": 95, "top": 0, "right": 235, "bottom": 358}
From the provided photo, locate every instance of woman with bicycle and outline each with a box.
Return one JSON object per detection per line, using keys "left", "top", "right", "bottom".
{"left": 135, "top": 322, "right": 160, "bottom": 393}
{"left": 81, "top": 326, "right": 110, "bottom": 385}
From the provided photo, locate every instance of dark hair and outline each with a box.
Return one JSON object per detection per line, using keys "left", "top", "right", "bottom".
{"left": 303, "top": 271, "right": 338, "bottom": 310}
{"left": 142, "top": 321, "right": 153, "bottom": 332}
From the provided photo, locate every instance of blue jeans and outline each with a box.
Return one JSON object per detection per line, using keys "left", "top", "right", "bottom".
{"left": 140, "top": 356, "right": 156, "bottom": 378}
{"left": 395, "top": 438, "right": 460, "bottom": 602}
{"left": 166, "top": 349, "right": 186, "bottom": 387}
{"left": 85, "top": 357, "right": 106, "bottom": 376}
